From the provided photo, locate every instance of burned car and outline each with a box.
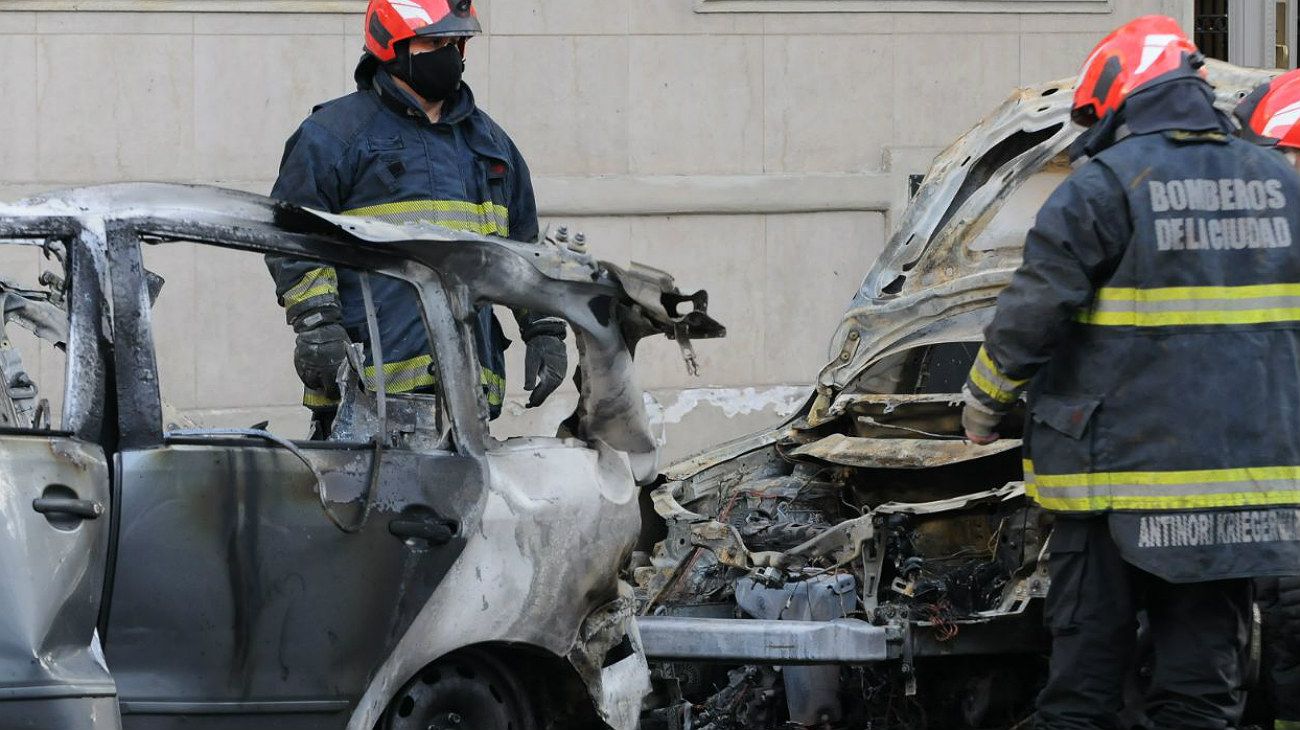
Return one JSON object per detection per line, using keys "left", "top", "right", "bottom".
{"left": 635, "top": 60, "right": 1279, "bottom": 729}
{"left": 0, "top": 183, "right": 722, "bottom": 730}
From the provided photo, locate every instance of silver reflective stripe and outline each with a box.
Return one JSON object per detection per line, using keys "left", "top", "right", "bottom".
{"left": 1090, "top": 295, "right": 1300, "bottom": 314}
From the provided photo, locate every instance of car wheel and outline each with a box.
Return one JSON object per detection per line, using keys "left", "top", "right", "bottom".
{"left": 383, "top": 649, "right": 539, "bottom": 730}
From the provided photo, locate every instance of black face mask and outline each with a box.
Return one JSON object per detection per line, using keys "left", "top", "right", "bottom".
{"left": 391, "top": 43, "right": 463, "bottom": 103}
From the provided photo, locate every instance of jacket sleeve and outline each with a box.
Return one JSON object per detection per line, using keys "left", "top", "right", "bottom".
{"left": 963, "top": 161, "right": 1131, "bottom": 416}
{"left": 505, "top": 135, "right": 539, "bottom": 246}
{"left": 265, "top": 120, "right": 348, "bottom": 325}
{"left": 501, "top": 135, "right": 557, "bottom": 335}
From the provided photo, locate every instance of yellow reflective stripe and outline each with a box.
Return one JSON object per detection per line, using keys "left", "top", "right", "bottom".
{"left": 342, "top": 199, "right": 509, "bottom": 236}
{"left": 364, "top": 354, "right": 436, "bottom": 394}
{"left": 343, "top": 199, "right": 508, "bottom": 219}
{"left": 1096, "top": 284, "right": 1300, "bottom": 301}
{"left": 968, "top": 346, "right": 1026, "bottom": 404}
{"left": 357, "top": 355, "right": 505, "bottom": 406}
{"left": 1077, "top": 283, "right": 1300, "bottom": 326}
{"left": 1034, "top": 464, "right": 1300, "bottom": 488}
{"left": 304, "top": 352, "right": 506, "bottom": 407}
{"left": 1023, "top": 459, "right": 1300, "bottom": 511}
{"left": 1028, "top": 488, "right": 1300, "bottom": 512}
{"left": 303, "top": 388, "right": 339, "bottom": 408}
{"left": 283, "top": 267, "right": 338, "bottom": 309}
{"left": 1275, "top": 721, "right": 1300, "bottom": 730}
{"left": 481, "top": 367, "right": 505, "bottom": 406}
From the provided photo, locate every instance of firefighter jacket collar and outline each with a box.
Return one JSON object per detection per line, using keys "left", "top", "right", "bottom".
{"left": 1070, "top": 77, "right": 1230, "bottom": 162}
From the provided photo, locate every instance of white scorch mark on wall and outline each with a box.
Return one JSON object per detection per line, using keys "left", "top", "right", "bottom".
{"left": 642, "top": 386, "right": 810, "bottom": 446}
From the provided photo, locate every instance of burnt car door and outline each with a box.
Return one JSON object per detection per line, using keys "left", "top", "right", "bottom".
{"left": 97, "top": 221, "right": 485, "bottom": 730}
{"left": 0, "top": 223, "right": 119, "bottom": 729}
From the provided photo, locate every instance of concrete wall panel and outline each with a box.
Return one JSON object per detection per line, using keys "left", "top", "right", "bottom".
{"left": 0, "top": 11, "right": 33, "bottom": 32}
{"left": 763, "top": 34, "right": 892, "bottom": 173}
{"left": 890, "top": 31, "right": 1022, "bottom": 148}
{"left": 0, "top": 35, "right": 38, "bottom": 182}
{"left": 195, "top": 33, "right": 344, "bottom": 183}
{"left": 628, "top": 34, "right": 765, "bottom": 175}
{"left": 762, "top": 211, "right": 885, "bottom": 382}
{"left": 140, "top": 243, "right": 198, "bottom": 411}
{"left": 1019, "top": 31, "right": 1105, "bottom": 85}
{"left": 189, "top": 245, "right": 299, "bottom": 410}
{"left": 489, "top": 0, "right": 630, "bottom": 36}
{"left": 36, "top": 33, "right": 195, "bottom": 182}
{"left": 489, "top": 35, "right": 629, "bottom": 175}
{"left": 631, "top": 1, "right": 764, "bottom": 35}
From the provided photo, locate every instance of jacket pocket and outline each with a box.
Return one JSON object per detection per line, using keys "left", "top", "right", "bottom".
{"left": 474, "top": 156, "right": 511, "bottom": 236}
{"left": 363, "top": 136, "right": 407, "bottom": 196}
{"left": 1027, "top": 393, "right": 1101, "bottom": 480}
{"left": 1029, "top": 393, "right": 1101, "bottom": 440}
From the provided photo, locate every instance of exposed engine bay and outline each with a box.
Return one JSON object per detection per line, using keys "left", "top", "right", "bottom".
{"left": 637, "top": 348, "right": 1046, "bottom": 729}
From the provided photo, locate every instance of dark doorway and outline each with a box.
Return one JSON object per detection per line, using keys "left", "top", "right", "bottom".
{"left": 1195, "top": 0, "right": 1230, "bottom": 61}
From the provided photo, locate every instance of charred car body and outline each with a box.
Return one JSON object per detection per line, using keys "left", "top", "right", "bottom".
{"left": 636, "top": 61, "right": 1279, "bottom": 729}
{"left": 0, "top": 183, "right": 722, "bottom": 730}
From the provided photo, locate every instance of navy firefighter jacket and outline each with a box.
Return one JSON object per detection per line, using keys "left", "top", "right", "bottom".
{"left": 963, "top": 77, "right": 1300, "bottom": 581}
{"left": 267, "top": 59, "right": 539, "bottom": 417}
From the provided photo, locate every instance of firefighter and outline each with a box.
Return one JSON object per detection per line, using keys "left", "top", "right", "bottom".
{"left": 959, "top": 16, "right": 1300, "bottom": 730}
{"left": 266, "top": 0, "right": 567, "bottom": 436}
{"left": 1234, "top": 69, "right": 1300, "bottom": 730}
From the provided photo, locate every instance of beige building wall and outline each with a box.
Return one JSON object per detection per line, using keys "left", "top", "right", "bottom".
{"left": 0, "top": 0, "right": 1186, "bottom": 462}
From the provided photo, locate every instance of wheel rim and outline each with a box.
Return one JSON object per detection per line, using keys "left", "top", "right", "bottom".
{"left": 384, "top": 650, "right": 536, "bottom": 730}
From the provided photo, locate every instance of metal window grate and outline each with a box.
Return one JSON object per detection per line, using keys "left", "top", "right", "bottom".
{"left": 1195, "top": 0, "right": 1230, "bottom": 61}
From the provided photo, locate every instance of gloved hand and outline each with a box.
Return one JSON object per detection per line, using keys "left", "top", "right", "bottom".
{"left": 961, "top": 385, "right": 1002, "bottom": 445}
{"left": 523, "top": 318, "right": 568, "bottom": 408}
{"left": 292, "top": 308, "right": 351, "bottom": 400}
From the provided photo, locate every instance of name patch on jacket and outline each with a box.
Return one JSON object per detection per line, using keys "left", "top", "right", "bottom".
{"left": 1136, "top": 508, "right": 1300, "bottom": 548}
{"left": 1149, "top": 178, "right": 1292, "bottom": 251}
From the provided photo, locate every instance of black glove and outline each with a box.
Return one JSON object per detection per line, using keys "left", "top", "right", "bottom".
{"left": 292, "top": 309, "right": 351, "bottom": 399}
{"left": 523, "top": 318, "right": 568, "bottom": 408}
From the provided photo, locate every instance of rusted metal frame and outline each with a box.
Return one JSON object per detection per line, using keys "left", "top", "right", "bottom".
{"left": 401, "top": 262, "right": 489, "bottom": 458}
{"left": 62, "top": 223, "right": 113, "bottom": 447}
{"left": 104, "top": 220, "right": 164, "bottom": 450}
{"left": 130, "top": 216, "right": 410, "bottom": 274}
{"left": 0, "top": 216, "right": 80, "bottom": 240}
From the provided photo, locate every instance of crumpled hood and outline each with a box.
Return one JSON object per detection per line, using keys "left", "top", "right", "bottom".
{"left": 808, "top": 60, "right": 1277, "bottom": 426}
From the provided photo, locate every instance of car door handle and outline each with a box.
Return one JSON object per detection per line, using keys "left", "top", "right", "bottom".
{"left": 32, "top": 498, "right": 103, "bottom": 520}
{"left": 388, "top": 518, "right": 456, "bottom": 546}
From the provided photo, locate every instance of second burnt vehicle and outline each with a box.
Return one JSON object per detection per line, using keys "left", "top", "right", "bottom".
{"left": 635, "top": 60, "right": 1282, "bottom": 730}
{"left": 0, "top": 183, "right": 722, "bottom": 730}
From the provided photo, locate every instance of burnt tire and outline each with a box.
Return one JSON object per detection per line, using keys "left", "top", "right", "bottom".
{"left": 382, "top": 649, "right": 539, "bottom": 730}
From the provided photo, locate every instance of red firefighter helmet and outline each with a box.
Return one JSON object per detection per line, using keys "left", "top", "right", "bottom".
{"left": 364, "top": 0, "right": 481, "bottom": 63}
{"left": 1072, "top": 15, "right": 1204, "bottom": 127}
{"left": 1236, "top": 69, "right": 1300, "bottom": 150}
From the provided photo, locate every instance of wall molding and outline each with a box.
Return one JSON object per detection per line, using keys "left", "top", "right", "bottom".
{"left": 697, "top": 0, "right": 1112, "bottom": 13}
{"left": 0, "top": 1, "right": 358, "bottom": 11}
{"left": 534, "top": 174, "right": 894, "bottom": 216}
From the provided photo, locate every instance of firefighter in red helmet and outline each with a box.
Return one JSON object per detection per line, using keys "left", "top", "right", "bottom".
{"left": 960, "top": 15, "right": 1300, "bottom": 729}
{"left": 267, "top": 0, "right": 567, "bottom": 436}
{"left": 1235, "top": 68, "right": 1300, "bottom": 730}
